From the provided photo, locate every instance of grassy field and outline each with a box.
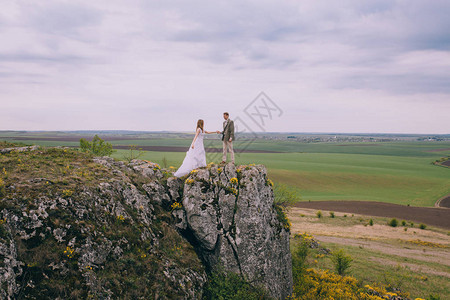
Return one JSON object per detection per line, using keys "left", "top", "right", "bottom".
{"left": 2, "top": 133, "right": 449, "bottom": 207}
{"left": 108, "top": 148, "right": 450, "bottom": 207}
{"left": 2, "top": 135, "right": 449, "bottom": 298}
{"left": 289, "top": 207, "right": 450, "bottom": 299}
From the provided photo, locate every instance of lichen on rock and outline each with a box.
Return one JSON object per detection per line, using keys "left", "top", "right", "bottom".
{"left": 178, "top": 163, "right": 293, "bottom": 299}
{"left": 1, "top": 147, "right": 292, "bottom": 299}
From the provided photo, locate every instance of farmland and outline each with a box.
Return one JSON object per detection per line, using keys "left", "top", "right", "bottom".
{"left": 2, "top": 131, "right": 449, "bottom": 298}
{"left": 1, "top": 131, "right": 449, "bottom": 208}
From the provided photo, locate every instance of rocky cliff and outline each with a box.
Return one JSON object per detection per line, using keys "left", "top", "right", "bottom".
{"left": 174, "top": 163, "right": 293, "bottom": 299}
{"left": 0, "top": 147, "right": 292, "bottom": 299}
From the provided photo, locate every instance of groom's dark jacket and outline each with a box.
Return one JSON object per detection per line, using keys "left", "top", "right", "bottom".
{"left": 222, "top": 119, "right": 235, "bottom": 141}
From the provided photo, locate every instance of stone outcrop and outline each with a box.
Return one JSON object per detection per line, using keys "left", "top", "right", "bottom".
{"left": 0, "top": 149, "right": 292, "bottom": 299}
{"left": 0, "top": 145, "right": 39, "bottom": 154}
{"left": 174, "top": 163, "right": 293, "bottom": 299}
{"left": 0, "top": 155, "right": 206, "bottom": 299}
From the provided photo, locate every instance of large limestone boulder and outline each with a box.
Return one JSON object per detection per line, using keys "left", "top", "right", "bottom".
{"left": 178, "top": 164, "right": 293, "bottom": 299}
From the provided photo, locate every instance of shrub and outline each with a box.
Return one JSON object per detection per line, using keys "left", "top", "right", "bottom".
{"left": 162, "top": 156, "right": 168, "bottom": 168}
{"left": 388, "top": 218, "right": 398, "bottom": 227}
{"left": 332, "top": 249, "right": 352, "bottom": 275}
{"left": 0, "top": 178, "right": 5, "bottom": 198}
{"left": 203, "top": 268, "right": 271, "bottom": 300}
{"left": 401, "top": 220, "right": 406, "bottom": 226}
{"left": 292, "top": 240, "right": 309, "bottom": 295}
{"left": 274, "top": 204, "right": 291, "bottom": 231}
{"left": 316, "top": 211, "right": 322, "bottom": 218}
{"left": 274, "top": 183, "right": 299, "bottom": 207}
{"left": 79, "top": 135, "right": 113, "bottom": 156}
{"left": 368, "top": 219, "right": 374, "bottom": 226}
{"left": 329, "top": 212, "right": 335, "bottom": 218}
{"left": 419, "top": 223, "right": 427, "bottom": 230}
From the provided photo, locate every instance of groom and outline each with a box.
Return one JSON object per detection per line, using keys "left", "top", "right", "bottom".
{"left": 220, "top": 112, "right": 235, "bottom": 164}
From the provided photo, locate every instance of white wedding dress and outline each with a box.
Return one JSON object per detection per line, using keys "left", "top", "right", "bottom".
{"left": 174, "top": 130, "right": 207, "bottom": 177}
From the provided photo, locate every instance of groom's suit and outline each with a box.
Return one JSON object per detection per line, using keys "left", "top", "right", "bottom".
{"left": 222, "top": 119, "right": 235, "bottom": 163}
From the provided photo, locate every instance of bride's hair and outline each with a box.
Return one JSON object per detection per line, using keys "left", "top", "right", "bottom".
{"left": 196, "top": 119, "right": 204, "bottom": 132}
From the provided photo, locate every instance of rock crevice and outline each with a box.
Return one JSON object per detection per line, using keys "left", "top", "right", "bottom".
{"left": 0, "top": 153, "right": 292, "bottom": 299}
{"left": 173, "top": 163, "right": 293, "bottom": 299}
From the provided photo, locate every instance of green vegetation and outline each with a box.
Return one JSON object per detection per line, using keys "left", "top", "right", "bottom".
{"left": 273, "top": 183, "right": 299, "bottom": 207}
{"left": 0, "top": 145, "right": 204, "bottom": 298}
{"left": 419, "top": 223, "right": 427, "bottom": 230}
{"left": 308, "top": 239, "right": 450, "bottom": 300}
{"left": 0, "top": 140, "right": 26, "bottom": 148}
{"left": 0, "top": 178, "right": 5, "bottom": 198}
{"left": 290, "top": 212, "right": 450, "bottom": 299}
{"left": 109, "top": 147, "right": 450, "bottom": 207}
{"left": 3, "top": 133, "right": 450, "bottom": 207}
{"left": 290, "top": 237, "right": 411, "bottom": 300}
{"left": 122, "top": 145, "right": 145, "bottom": 162}
{"left": 203, "top": 268, "right": 271, "bottom": 300}
{"left": 388, "top": 218, "right": 398, "bottom": 227}
{"left": 316, "top": 210, "right": 322, "bottom": 218}
{"left": 332, "top": 249, "right": 352, "bottom": 275}
{"left": 79, "top": 135, "right": 113, "bottom": 156}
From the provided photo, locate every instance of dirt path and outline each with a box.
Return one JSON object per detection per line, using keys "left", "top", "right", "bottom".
{"left": 288, "top": 207, "right": 450, "bottom": 278}
{"left": 314, "top": 235, "right": 449, "bottom": 266}
{"left": 293, "top": 201, "right": 450, "bottom": 229}
{"left": 289, "top": 208, "right": 449, "bottom": 243}
{"left": 436, "top": 194, "right": 450, "bottom": 208}
{"left": 369, "top": 257, "right": 450, "bottom": 278}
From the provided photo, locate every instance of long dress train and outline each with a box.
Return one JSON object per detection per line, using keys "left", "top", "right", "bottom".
{"left": 173, "top": 131, "right": 206, "bottom": 177}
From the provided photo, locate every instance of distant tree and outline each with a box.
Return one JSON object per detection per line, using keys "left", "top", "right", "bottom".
{"left": 79, "top": 135, "right": 113, "bottom": 156}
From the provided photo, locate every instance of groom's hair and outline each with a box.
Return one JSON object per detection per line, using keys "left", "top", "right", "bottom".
{"left": 223, "top": 112, "right": 229, "bottom": 116}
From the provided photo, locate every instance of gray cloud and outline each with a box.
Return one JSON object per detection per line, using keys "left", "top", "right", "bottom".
{"left": 24, "top": 2, "right": 103, "bottom": 40}
{"left": 0, "top": 0, "right": 449, "bottom": 133}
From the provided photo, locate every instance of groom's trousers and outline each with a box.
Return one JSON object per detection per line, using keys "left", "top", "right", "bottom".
{"left": 222, "top": 140, "right": 235, "bottom": 163}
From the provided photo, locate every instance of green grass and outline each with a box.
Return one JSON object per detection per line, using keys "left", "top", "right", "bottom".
{"left": 109, "top": 149, "right": 450, "bottom": 207}
{"left": 3, "top": 135, "right": 450, "bottom": 207}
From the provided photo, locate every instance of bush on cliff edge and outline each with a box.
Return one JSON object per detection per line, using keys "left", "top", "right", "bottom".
{"left": 203, "top": 267, "right": 272, "bottom": 300}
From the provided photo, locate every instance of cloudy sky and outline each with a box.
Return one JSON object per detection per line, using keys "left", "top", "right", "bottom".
{"left": 0, "top": 0, "right": 449, "bottom": 133}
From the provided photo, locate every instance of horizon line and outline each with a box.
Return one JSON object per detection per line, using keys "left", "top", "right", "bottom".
{"left": 0, "top": 130, "right": 449, "bottom": 136}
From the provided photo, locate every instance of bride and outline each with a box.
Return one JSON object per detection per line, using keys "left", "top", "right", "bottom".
{"left": 173, "top": 119, "right": 218, "bottom": 177}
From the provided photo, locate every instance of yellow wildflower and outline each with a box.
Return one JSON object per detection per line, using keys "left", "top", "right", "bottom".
{"left": 64, "top": 246, "right": 75, "bottom": 258}
{"left": 171, "top": 202, "right": 182, "bottom": 210}
{"left": 230, "top": 177, "right": 238, "bottom": 185}
{"left": 62, "top": 189, "right": 73, "bottom": 197}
